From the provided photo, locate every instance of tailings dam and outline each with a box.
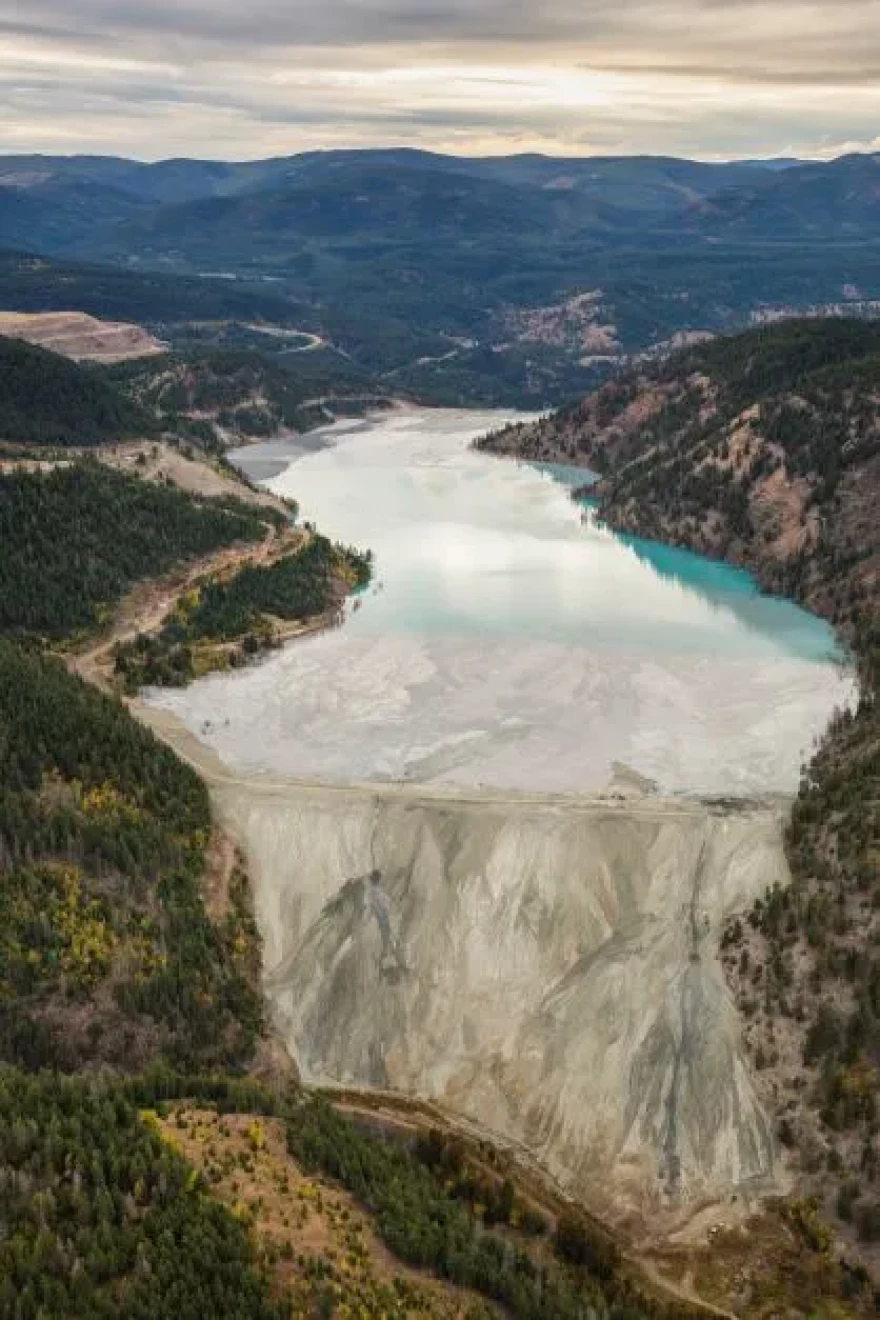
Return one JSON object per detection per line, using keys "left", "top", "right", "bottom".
{"left": 143, "top": 409, "right": 854, "bottom": 1229}
{"left": 221, "top": 778, "right": 787, "bottom": 1222}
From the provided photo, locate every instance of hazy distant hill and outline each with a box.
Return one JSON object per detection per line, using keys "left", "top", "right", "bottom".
{"left": 688, "top": 152, "right": 880, "bottom": 240}
{"left": 0, "top": 147, "right": 812, "bottom": 260}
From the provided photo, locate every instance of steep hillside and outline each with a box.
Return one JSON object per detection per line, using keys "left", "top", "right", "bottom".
{"left": 0, "top": 336, "right": 150, "bottom": 448}
{"left": 481, "top": 319, "right": 880, "bottom": 643}
{"left": 0, "top": 1072, "right": 286, "bottom": 1319}
{"left": 0, "top": 642, "right": 265, "bottom": 1074}
{"left": 479, "top": 319, "right": 880, "bottom": 1262}
{"left": 0, "top": 463, "right": 274, "bottom": 640}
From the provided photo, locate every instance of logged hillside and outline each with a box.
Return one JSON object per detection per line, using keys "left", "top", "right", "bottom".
{"left": 0, "top": 336, "right": 150, "bottom": 448}
{"left": 480, "top": 319, "right": 880, "bottom": 1261}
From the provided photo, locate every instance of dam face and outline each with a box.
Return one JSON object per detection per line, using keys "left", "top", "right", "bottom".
{"left": 213, "top": 779, "right": 789, "bottom": 1223}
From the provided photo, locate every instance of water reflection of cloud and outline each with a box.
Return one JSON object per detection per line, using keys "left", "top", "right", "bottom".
{"left": 271, "top": 408, "right": 843, "bottom": 664}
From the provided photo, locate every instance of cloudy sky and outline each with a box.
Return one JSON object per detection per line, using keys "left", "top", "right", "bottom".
{"left": 2, "top": 1, "right": 879, "bottom": 161}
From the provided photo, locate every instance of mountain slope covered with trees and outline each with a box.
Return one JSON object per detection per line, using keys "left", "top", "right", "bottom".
{"left": 0, "top": 336, "right": 150, "bottom": 448}
{"left": 109, "top": 346, "right": 400, "bottom": 448}
{"left": 0, "top": 463, "right": 272, "bottom": 640}
{"left": 0, "top": 642, "right": 265, "bottom": 1074}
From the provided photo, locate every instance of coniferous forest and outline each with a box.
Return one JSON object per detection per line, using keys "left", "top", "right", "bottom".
{"left": 1, "top": 323, "right": 878, "bottom": 1316}
{"left": 0, "top": 337, "right": 151, "bottom": 448}
{"left": 0, "top": 463, "right": 270, "bottom": 639}
{"left": 0, "top": 641, "right": 265, "bottom": 1076}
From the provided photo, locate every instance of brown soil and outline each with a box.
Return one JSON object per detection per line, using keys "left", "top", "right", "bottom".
{"left": 68, "top": 521, "right": 303, "bottom": 693}
{"left": 0, "top": 310, "right": 165, "bottom": 362}
{"left": 156, "top": 1106, "right": 490, "bottom": 1317}
{"left": 98, "top": 441, "right": 291, "bottom": 516}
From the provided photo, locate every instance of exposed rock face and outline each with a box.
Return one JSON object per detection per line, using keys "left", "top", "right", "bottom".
{"left": 213, "top": 779, "right": 789, "bottom": 1225}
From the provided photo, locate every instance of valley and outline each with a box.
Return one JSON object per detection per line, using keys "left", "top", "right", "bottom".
{"left": 0, "top": 199, "right": 877, "bottom": 1310}
{"left": 3, "top": 151, "right": 880, "bottom": 407}
{"left": 477, "top": 320, "right": 880, "bottom": 1277}
{"left": 153, "top": 408, "right": 848, "bottom": 796}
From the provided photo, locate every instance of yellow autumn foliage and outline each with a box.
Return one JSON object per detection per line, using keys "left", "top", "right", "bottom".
{"left": 78, "top": 781, "right": 143, "bottom": 824}
{"left": 52, "top": 865, "right": 115, "bottom": 989}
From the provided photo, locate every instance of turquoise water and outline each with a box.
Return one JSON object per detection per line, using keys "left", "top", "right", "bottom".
{"left": 254, "top": 410, "right": 839, "bottom": 664}
{"left": 532, "top": 460, "right": 599, "bottom": 489}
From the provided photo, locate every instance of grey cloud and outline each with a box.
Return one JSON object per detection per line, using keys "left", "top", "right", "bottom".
{"left": 3, "top": 3, "right": 878, "bottom": 88}
{"left": 3, "top": 1, "right": 875, "bottom": 63}
{"left": 1, "top": 1, "right": 879, "bottom": 158}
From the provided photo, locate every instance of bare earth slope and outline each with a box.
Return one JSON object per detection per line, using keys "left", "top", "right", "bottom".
{"left": 136, "top": 694, "right": 792, "bottom": 1240}
{"left": 0, "top": 310, "right": 164, "bottom": 362}
{"left": 479, "top": 319, "right": 880, "bottom": 640}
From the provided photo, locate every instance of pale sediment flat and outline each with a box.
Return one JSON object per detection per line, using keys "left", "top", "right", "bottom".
{"left": 228, "top": 429, "right": 338, "bottom": 482}
{"left": 151, "top": 630, "right": 851, "bottom": 796}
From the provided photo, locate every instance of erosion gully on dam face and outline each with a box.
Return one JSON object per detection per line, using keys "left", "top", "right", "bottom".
{"left": 143, "top": 685, "right": 791, "bottom": 1235}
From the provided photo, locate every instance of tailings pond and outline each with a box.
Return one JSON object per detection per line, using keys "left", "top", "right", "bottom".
{"left": 147, "top": 408, "right": 852, "bottom": 795}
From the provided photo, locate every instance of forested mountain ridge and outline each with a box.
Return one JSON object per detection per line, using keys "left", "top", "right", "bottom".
{"left": 3, "top": 150, "right": 880, "bottom": 408}
{"left": 0, "top": 324, "right": 404, "bottom": 455}
{"left": 0, "top": 463, "right": 274, "bottom": 641}
{"left": 479, "top": 319, "right": 880, "bottom": 1263}
{"left": 0, "top": 642, "right": 265, "bottom": 1075}
{"left": 0, "top": 149, "right": 789, "bottom": 250}
{"left": 686, "top": 153, "right": 880, "bottom": 241}
{"left": 0, "top": 336, "right": 151, "bottom": 448}
{"left": 108, "top": 346, "right": 402, "bottom": 448}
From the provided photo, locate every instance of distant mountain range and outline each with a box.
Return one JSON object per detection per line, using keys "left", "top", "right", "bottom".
{"left": 0, "top": 148, "right": 819, "bottom": 253}
{"left": 1, "top": 148, "right": 879, "bottom": 406}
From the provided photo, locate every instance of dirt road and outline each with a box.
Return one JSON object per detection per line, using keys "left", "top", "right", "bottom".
{"left": 69, "top": 522, "right": 303, "bottom": 692}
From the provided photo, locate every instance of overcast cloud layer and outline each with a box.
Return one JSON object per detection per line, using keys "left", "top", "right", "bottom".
{"left": 2, "top": 1, "right": 879, "bottom": 160}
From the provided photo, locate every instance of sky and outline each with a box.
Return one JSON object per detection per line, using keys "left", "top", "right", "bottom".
{"left": 2, "top": 1, "right": 879, "bottom": 161}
